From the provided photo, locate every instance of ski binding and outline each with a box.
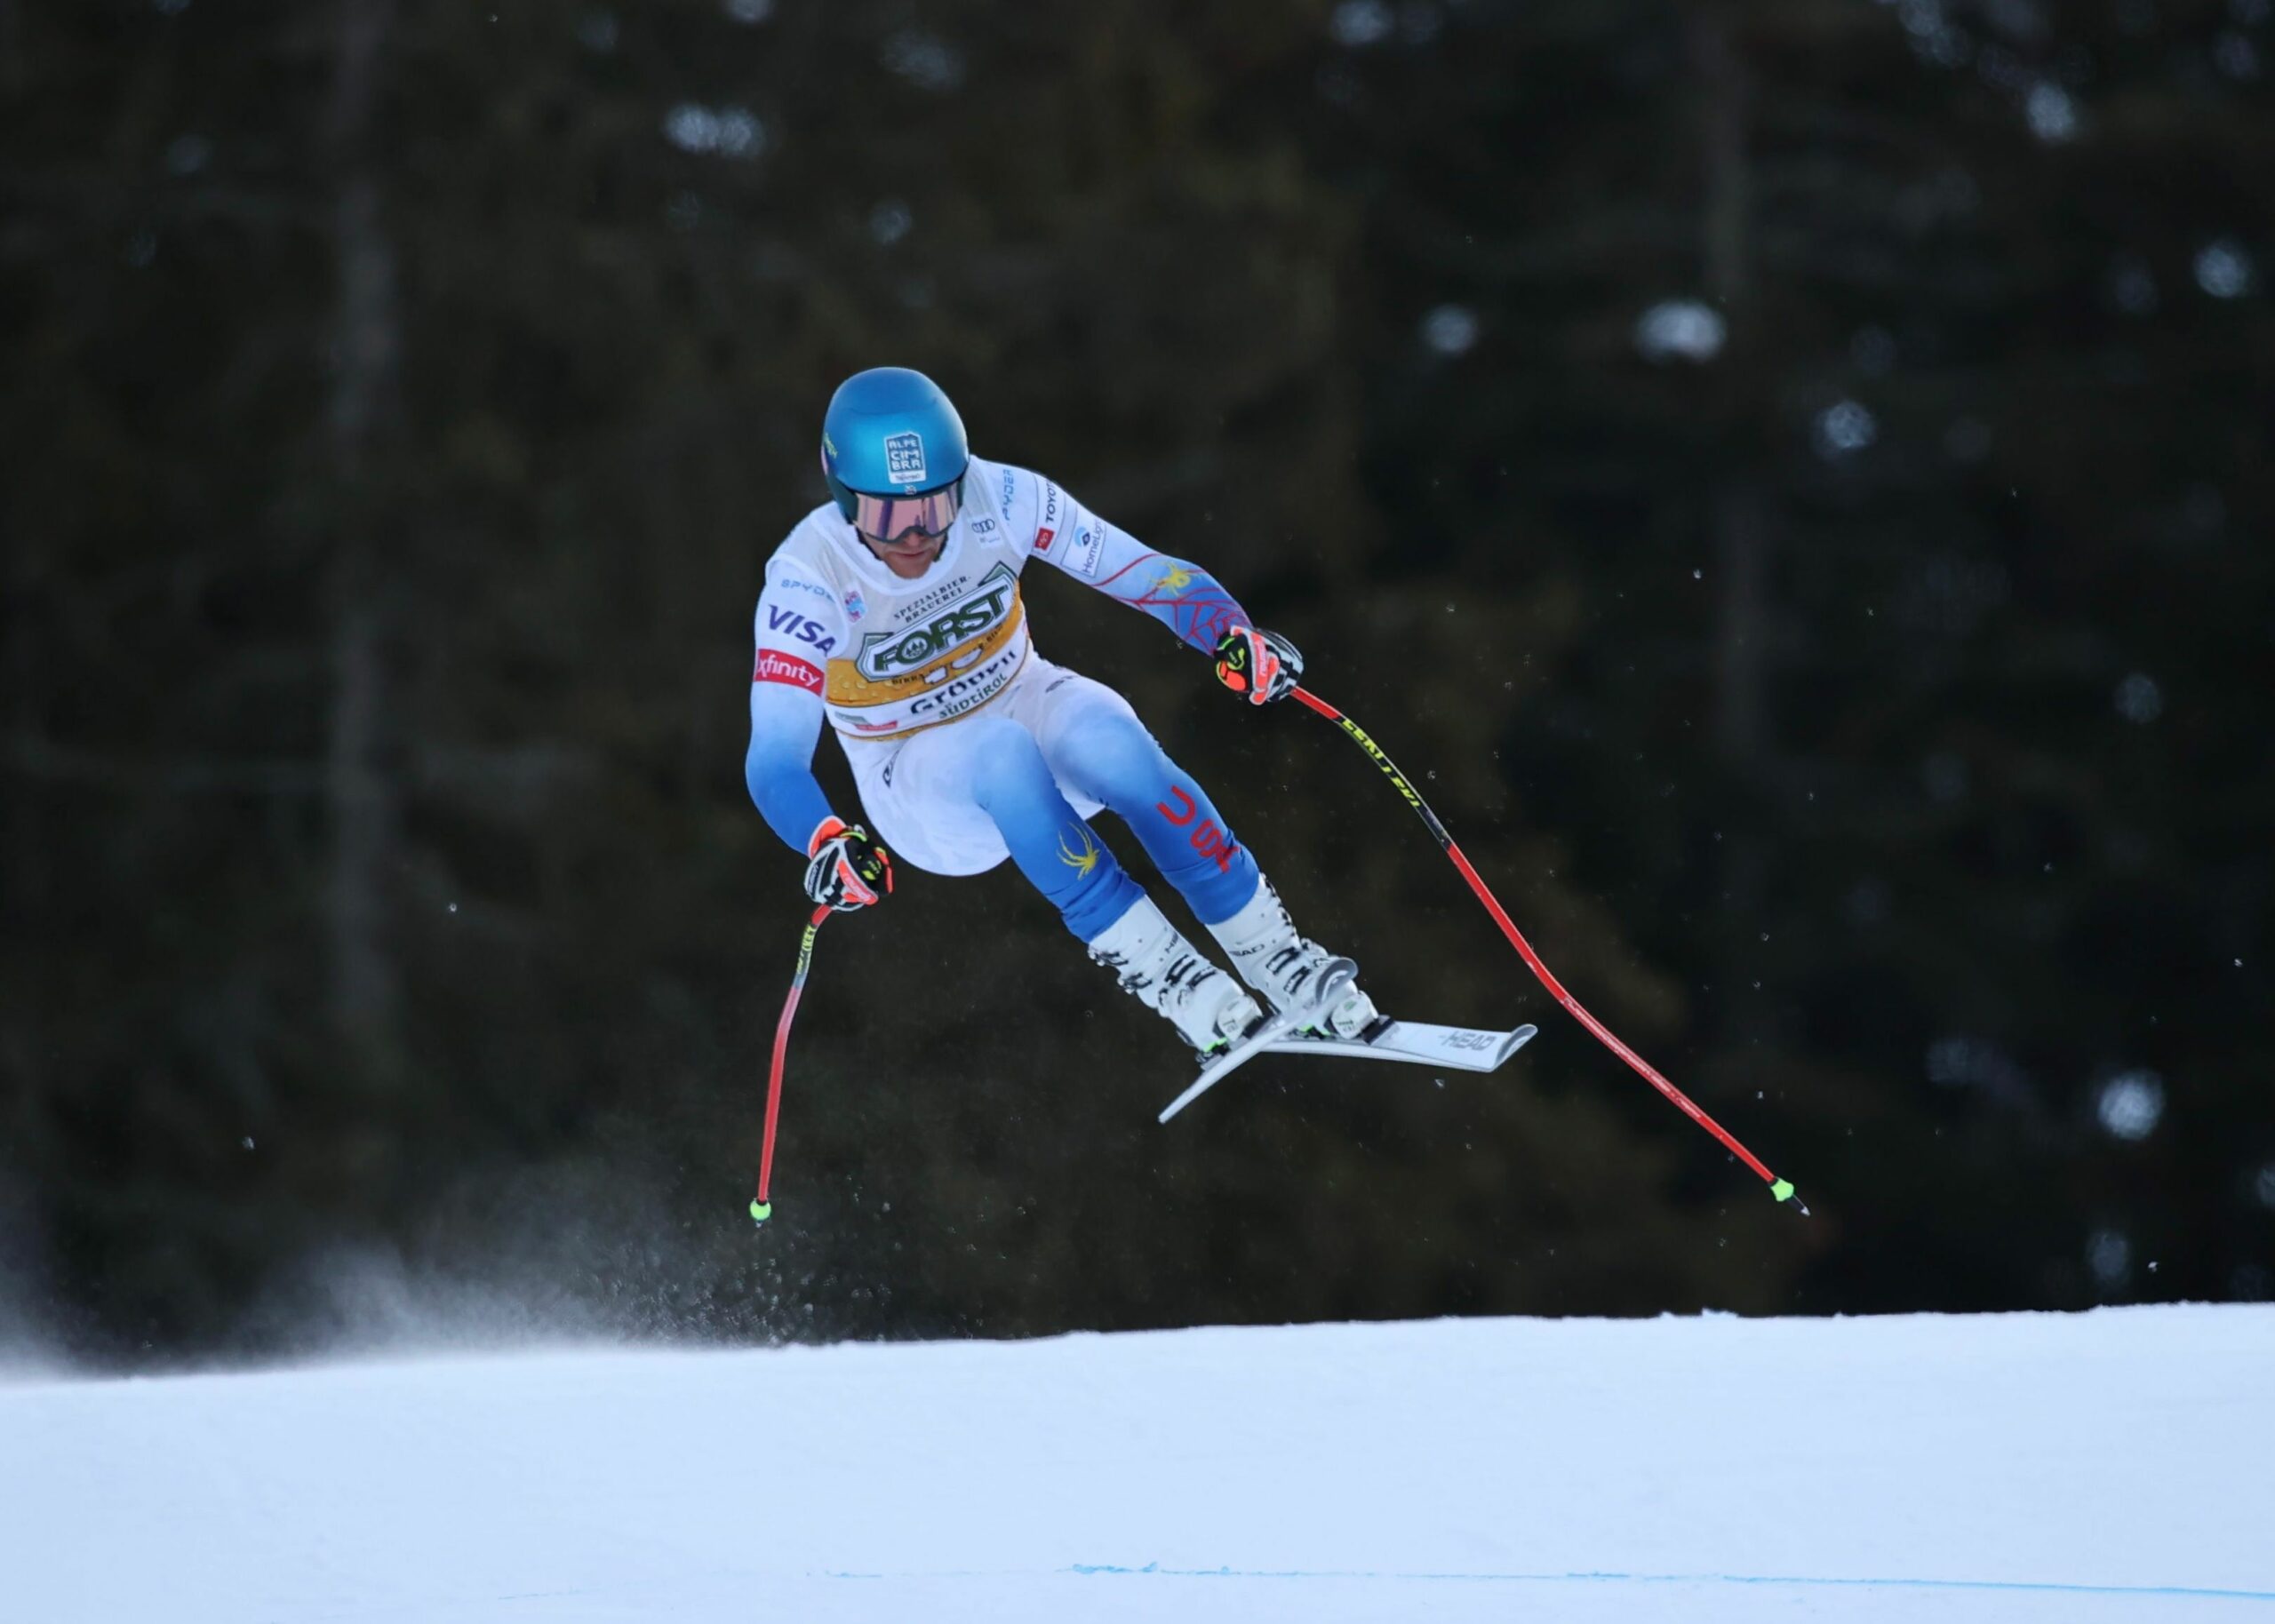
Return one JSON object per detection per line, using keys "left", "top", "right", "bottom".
{"left": 1157, "top": 958, "right": 1357, "bottom": 1124}
{"left": 1158, "top": 991, "right": 1538, "bottom": 1124}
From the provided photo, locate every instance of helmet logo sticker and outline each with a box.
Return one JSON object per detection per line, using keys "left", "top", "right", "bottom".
{"left": 883, "top": 431, "right": 928, "bottom": 489}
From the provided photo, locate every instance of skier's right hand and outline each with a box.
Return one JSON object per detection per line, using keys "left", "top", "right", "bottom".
{"left": 804, "top": 816, "right": 894, "bottom": 912}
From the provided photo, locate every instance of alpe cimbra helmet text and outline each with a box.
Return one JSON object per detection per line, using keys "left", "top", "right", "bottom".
{"left": 820, "top": 367, "right": 971, "bottom": 544}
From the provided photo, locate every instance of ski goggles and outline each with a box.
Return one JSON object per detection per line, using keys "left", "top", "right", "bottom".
{"left": 850, "top": 481, "right": 961, "bottom": 544}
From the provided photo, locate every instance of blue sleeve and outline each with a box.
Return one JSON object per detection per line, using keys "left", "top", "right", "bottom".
{"left": 747, "top": 558, "right": 854, "bottom": 855}
{"left": 1081, "top": 543, "right": 1250, "bottom": 655}
{"left": 1015, "top": 472, "right": 1251, "bottom": 654}
{"left": 746, "top": 680, "right": 834, "bottom": 856}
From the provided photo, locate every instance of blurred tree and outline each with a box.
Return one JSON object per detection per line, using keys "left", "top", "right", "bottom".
{"left": 0, "top": 0, "right": 2266, "bottom": 1361}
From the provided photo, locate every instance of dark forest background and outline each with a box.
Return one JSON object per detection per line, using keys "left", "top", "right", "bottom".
{"left": 3, "top": 0, "right": 2270, "bottom": 1366}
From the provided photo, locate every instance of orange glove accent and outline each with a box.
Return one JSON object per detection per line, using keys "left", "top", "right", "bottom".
{"left": 804, "top": 817, "right": 894, "bottom": 912}
{"left": 1214, "top": 626, "right": 1303, "bottom": 705}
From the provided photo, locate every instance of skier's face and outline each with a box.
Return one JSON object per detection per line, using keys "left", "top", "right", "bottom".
{"left": 847, "top": 480, "right": 959, "bottom": 578}
{"left": 861, "top": 529, "right": 946, "bottom": 579}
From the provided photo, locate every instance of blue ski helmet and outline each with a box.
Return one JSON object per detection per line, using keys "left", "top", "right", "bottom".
{"left": 819, "top": 367, "right": 970, "bottom": 524}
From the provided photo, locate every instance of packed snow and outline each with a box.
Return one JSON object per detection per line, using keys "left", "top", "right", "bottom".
{"left": 4, "top": 1305, "right": 2271, "bottom": 1620}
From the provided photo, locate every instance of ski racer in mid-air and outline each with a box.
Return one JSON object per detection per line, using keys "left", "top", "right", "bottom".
{"left": 744, "top": 366, "right": 1379, "bottom": 1057}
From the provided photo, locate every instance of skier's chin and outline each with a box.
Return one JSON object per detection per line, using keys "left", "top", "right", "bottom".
{"left": 868, "top": 537, "right": 945, "bottom": 578}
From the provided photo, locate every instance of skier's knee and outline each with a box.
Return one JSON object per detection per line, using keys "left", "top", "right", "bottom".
{"left": 1050, "top": 709, "right": 1166, "bottom": 805}
{"left": 964, "top": 716, "right": 1055, "bottom": 811}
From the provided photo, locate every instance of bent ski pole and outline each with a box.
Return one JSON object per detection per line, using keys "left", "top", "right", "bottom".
{"left": 751, "top": 904, "right": 832, "bottom": 1226}
{"left": 1289, "top": 685, "right": 1808, "bottom": 1215}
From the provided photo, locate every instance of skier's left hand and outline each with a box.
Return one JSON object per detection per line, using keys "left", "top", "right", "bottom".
{"left": 804, "top": 817, "right": 894, "bottom": 912}
{"left": 1214, "top": 625, "right": 1303, "bottom": 705}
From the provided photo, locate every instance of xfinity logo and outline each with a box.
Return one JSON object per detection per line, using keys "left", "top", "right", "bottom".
{"left": 754, "top": 649, "right": 823, "bottom": 694}
{"left": 858, "top": 563, "right": 1018, "bottom": 679}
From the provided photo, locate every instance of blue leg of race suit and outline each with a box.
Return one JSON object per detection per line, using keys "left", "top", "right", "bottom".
{"left": 1043, "top": 707, "right": 1262, "bottom": 927}
{"left": 964, "top": 717, "right": 1145, "bottom": 943}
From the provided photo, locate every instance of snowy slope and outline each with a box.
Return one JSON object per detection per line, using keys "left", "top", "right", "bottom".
{"left": 4, "top": 1306, "right": 2271, "bottom": 1622}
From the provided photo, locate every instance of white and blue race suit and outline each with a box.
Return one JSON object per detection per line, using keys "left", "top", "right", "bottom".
{"left": 745, "top": 456, "right": 1264, "bottom": 942}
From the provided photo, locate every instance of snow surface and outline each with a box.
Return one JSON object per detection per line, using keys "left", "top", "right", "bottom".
{"left": 4, "top": 1305, "right": 2271, "bottom": 1621}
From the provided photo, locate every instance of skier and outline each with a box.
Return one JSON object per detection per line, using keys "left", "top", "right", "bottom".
{"left": 744, "top": 366, "right": 1379, "bottom": 1057}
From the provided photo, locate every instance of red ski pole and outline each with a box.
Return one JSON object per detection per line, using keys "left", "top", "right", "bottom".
{"left": 750, "top": 904, "right": 832, "bottom": 1226}
{"left": 1289, "top": 685, "right": 1808, "bottom": 1214}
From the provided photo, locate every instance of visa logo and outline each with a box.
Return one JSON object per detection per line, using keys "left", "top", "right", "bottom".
{"left": 766, "top": 607, "right": 837, "bottom": 656}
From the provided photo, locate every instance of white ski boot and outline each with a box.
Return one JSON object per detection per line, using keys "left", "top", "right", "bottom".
{"left": 1207, "top": 875, "right": 1382, "bottom": 1039}
{"left": 1087, "top": 896, "right": 1265, "bottom": 1055}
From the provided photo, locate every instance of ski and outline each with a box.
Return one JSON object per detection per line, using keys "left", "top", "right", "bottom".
{"left": 1156, "top": 958, "right": 1357, "bottom": 1124}
{"left": 1261, "top": 1017, "right": 1537, "bottom": 1072}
